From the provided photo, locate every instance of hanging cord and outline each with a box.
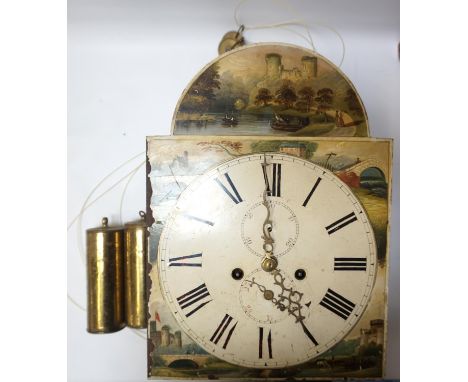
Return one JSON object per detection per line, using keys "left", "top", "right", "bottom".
{"left": 67, "top": 152, "right": 147, "bottom": 340}
{"left": 74, "top": 152, "right": 145, "bottom": 265}
{"left": 119, "top": 161, "right": 146, "bottom": 225}
{"left": 67, "top": 154, "right": 144, "bottom": 291}
{"left": 68, "top": 294, "right": 85, "bottom": 312}
{"left": 234, "top": 0, "right": 346, "bottom": 67}
{"left": 67, "top": 155, "right": 144, "bottom": 231}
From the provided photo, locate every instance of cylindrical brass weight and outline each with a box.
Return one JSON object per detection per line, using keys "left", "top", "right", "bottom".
{"left": 124, "top": 211, "right": 148, "bottom": 328}
{"left": 86, "top": 217, "right": 125, "bottom": 333}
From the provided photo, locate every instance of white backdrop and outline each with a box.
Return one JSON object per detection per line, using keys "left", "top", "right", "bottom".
{"left": 67, "top": 0, "right": 399, "bottom": 380}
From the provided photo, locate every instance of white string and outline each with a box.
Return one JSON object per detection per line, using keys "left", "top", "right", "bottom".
{"left": 75, "top": 153, "right": 145, "bottom": 265}
{"left": 76, "top": 161, "right": 146, "bottom": 264}
{"left": 67, "top": 157, "right": 144, "bottom": 300}
{"left": 119, "top": 161, "right": 146, "bottom": 225}
{"left": 270, "top": 0, "right": 317, "bottom": 52}
{"left": 234, "top": 0, "right": 346, "bottom": 67}
{"left": 310, "top": 22, "right": 346, "bottom": 68}
{"left": 71, "top": 151, "right": 144, "bottom": 235}
{"left": 67, "top": 160, "right": 144, "bottom": 231}
{"left": 67, "top": 294, "right": 85, "bottom": 312}
{"left": 131, "top": 329, "right": 147, "bottom": 339}
{"left": 277, "top": 26, "right": 317, "bottom": 49}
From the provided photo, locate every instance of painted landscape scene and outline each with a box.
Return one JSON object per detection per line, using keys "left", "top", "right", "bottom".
{"left": 173, "top": 44, "right": 369, "bottom": 137}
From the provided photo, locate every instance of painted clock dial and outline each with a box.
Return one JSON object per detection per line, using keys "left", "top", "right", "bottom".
{"left": 158, "top": 153, "right": 377, "bottom": 368}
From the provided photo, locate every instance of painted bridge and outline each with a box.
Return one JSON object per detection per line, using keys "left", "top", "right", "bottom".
{"left": 160, "top": 354, "right": 210, "bottom": 368}
{"left": 339, "top": 158, "right": 388, "bottom": 180}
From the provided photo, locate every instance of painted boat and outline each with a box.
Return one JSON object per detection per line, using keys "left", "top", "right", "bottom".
{"left": 222, "top": 114, "right": 238, "bottom": 126}
{"left": 270, "top": 114, "right": 309, "bottom": 132}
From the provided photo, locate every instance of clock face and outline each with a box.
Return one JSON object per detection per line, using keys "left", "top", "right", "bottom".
{"left": 158, "top": 153, "right": 377, "bottom": 368}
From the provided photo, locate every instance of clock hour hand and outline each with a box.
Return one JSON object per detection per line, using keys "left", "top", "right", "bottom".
{"left": 245, "top": 277, "right": 277, "bottom": 304}
{"left": 245, "top": 270, "right": 306, "bottom": 321}
{"left": 245, "top": 277, "right": 286, "bottom": 311}
{"left": 270, "top": 269, "right": 306, "bottom": 322}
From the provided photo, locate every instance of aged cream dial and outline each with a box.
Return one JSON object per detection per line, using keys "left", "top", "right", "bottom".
{"left": 158, "top": 153, "right": 377, "bottom": 368}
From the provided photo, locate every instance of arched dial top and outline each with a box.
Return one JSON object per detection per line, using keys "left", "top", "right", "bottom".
{"left": 158, "top": 153, "right": 377, "bottom": 368}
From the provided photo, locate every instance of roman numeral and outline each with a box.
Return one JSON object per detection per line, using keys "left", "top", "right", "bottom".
{"left": 325, "top": 212, "right": 358, "bottom": 235}
{"left": 169, "top": 253, "right": 202, "bottom": 267}
{"left": 262, "top": 163, "right": 282, "bottom": 197}
{"left": 300, "top": 321, "right": 318, "bottom": 345}
{"left": 319, "top": 289, "right": 356, "bottom": 320}
{"left": 302, "top": 177, "right": 322, "bottom": 207}
{"left": 334, "top": 257, "right": 367, "bottom": 271}
{"left": 214, "top": 173, "right": 243, "bottom": 204}
{"left": 176, "top": 283, "right": 211, "bottom": 317}
{"left": 210, "top": 314, "right": 238, "bottom": 349}
{"left": 258, "top": 327, "right": 273, "bottom": 358}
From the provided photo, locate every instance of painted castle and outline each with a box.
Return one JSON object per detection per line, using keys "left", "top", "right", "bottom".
{"left": 264, "top": 53, "right": 318, "bottom": 81}
{"left": 149, "top": 321, "right": 182, "bottom": 348}
{"left": 359, "top": 319, "right": 384, "bottom": 347}
{"left": 249, "top": 53, "right": 319, "bottom": 106}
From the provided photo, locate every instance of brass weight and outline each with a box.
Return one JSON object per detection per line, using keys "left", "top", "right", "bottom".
{"left": 124, "top": 211, "right": 148, "bottom": 328}
{"left": 86, "top": 217, "right": 125, "bottom": 333}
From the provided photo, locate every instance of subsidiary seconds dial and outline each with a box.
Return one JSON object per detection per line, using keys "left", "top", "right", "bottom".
{"left": 158, "top": 153, "right": 377, "bottom": 368}
{"left": 241, "top": 199, "right": 299, "bottom": 258}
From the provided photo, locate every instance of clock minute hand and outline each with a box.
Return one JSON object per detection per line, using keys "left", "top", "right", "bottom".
{"left": 261, "top": 188, "right": 274, "bottom": 256}
{"left": 260, "top": 154, "right": 278, "bottom": 272}
{"left": 245, "top": 272, "right": 319, "bottom": 345}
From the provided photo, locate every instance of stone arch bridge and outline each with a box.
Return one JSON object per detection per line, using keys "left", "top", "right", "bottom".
{"left": 339, "top": 158, "right": 388, "bottom": 180}
{"left": 161, "top": 354, "right": 210, "bottom": 368}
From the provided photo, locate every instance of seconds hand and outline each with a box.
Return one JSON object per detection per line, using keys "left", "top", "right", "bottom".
{"left": 261, "top": 153, "right": 278, "bottom": 272}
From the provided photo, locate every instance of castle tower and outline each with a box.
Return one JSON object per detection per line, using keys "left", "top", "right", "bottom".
{"left": 154, "top": 332, "right": 162, "bottom": 347}
{"left": 174, "top": 331, "right": 182, "bottom": 348}
{"left": 301, "top": 56, "right": 318, "bottom": 78}
{"left": 360, "top": 328, "right": 370, "bottom": 347}
{"left": 149, "top": 321, "right": 161, "bottom": 347}
{"left": 265, "top": 53, "right": 282, "bottom": 79}
{"left": 161, "top": 325, "right": 170, "bottom": 347}
{"left": 370, "top": 319, "right": 384, "bottom": 345}
{"left": 149, "top": 321, "right": 157, "bottom": 338}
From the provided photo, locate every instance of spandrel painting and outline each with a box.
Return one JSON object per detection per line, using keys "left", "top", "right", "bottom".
{"left": 146, "top": 136, "right": 392, "bottom": 380}
{"left": 172, "top": 44, "right": 369, "bottom": 137}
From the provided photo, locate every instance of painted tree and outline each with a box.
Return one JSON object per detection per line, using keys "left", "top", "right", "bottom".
{"left": 180, "top": 63, "right": 221, "bottom": 112}
{"left": 344, "top": 88, "right": 363, "bottom": 117}
{"left": 275, "top": 80, "right": 297, "bottom": 109}
{"left": 255, "top": 88, "right": 273, "bottom": 107}
{"left": 190, "top": 63, "right": 221, "bottom": 100}
{"left": 197, "top": 141, "right": 243, "bottom": 157}
{"left": 297, "top": 87, "right": 315, "bottom": 112}
{"left": 315, "top": 88, "right": 334, "bottom": 120}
